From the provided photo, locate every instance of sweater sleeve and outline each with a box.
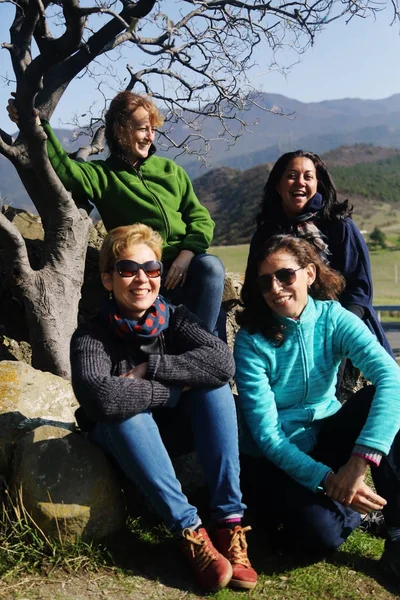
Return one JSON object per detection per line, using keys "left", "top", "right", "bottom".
{"left": 328, "top": 219, "right": 374, "bottom": 309}
{"left": 70, "top": 323, "right": 177, "bottom": 423}
{"left": 234, "top": 328, "right": 331, "bottom": 492}
{"left": 176, "top": 166, "right": 215, "bottom": 254}
{"left": 43, "top": 120, "right": 108, "bottom": 204}
{"left": 333, "top": 304, "right": 400, "bottom": 454}
{"left": 147, "top": 305, "right": 235, "bottom": 387}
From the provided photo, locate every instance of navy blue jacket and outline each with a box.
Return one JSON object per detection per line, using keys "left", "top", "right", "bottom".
{"left": 249, "top": 195, "right": 393, "bottom": 356}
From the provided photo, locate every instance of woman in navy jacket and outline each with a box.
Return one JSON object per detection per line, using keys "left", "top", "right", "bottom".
{"left": 249, "top": 150, "right": 392, "bottom": 356}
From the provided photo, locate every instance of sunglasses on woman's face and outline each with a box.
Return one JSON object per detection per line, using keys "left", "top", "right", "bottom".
{"left": 114, "top": 259, "right": 163, "bottom": 278}
{"left": 257, "top": 267, "right": 303, "bottom": 293}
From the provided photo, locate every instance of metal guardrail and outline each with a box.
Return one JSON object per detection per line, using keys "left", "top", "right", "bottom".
{"left": 373, "top": 306, "right": 400, "bottom": 321}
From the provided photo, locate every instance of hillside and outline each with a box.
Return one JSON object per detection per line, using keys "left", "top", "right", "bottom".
{"left": 194, "top": 164, "right": 272, "bottom": 245}
{"left": 322, "top": 143, "right": 400, "bottom": 166}
{"left": 193, "top": 145, "right": 400, "bottom": 245}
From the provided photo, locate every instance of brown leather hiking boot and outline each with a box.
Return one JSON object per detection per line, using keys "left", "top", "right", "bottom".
{"left": 181, "top": 527, "right": 232, "bottom": 592}
{"left": 214, "top": 525, "right": 258, "bottom": 590}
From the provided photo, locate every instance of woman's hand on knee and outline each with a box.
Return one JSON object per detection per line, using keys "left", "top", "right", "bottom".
{"left": 164, "top": 250, "right": 194, "bottom": 290}
{"left": 324, "top": 456, "right": 368, "bottom": 505}
{"left": 349, "top": 482, "right": 387, "bottom": 514}
{"left": 325, "top": 457, "right": 387, "bottom": 512}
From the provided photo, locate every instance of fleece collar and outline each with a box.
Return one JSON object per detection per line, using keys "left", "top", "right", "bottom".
{"left": 275, "top": 295, "right": 317, "bottom": 329}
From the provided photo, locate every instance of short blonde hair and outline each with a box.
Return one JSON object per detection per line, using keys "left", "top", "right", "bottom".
{"left": 99, "top": 223, "right": 163, "bottom": 274}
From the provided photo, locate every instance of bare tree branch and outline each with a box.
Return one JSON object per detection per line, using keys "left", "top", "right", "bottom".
{"left": 0, "top": 211, "right": 33, "bottom": 280}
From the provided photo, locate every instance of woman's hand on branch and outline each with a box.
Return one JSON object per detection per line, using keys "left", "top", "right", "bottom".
{"left": 6, "top": 93, "right": 40, "bottom": 125}
{"left": 164, "top": 249, "right": 194, "bottom": 290}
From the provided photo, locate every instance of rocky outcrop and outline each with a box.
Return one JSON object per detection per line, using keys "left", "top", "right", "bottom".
{"left": 0, "top": 361, "right": 78, "bottom": 474}
{"left": 10, "top": 425, "right": 125, "bottom": 541}
{"left": 0, "top": 359, "right": 214, "bottom": 541}
{"left": 0, "top": 336, "right": 32, "bottom": 364}
{"left": 2, "top": 206, "right": 44, "bottom": 241}
{"left": 0, "top": 361, "right": 126, "bottom": 541}
{"left": 222, "top": 272, "right": 243, "bottom": 350}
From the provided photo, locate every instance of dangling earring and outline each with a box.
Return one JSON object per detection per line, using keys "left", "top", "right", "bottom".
{"left": 109, "top": 290, "right": 113, "bottom": 300}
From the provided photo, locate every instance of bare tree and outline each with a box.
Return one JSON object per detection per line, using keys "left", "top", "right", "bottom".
{"left": 0, "top": 0, "right": 396, "bottom": 377}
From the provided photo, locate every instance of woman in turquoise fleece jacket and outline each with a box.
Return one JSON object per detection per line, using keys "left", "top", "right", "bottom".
{"left": 7, "top": 92, "right": 224, "bottom": 334}
{"left": 234, "top": 234, "right": 400, "bottom": 576}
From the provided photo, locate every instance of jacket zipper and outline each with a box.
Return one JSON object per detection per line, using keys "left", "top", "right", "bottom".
{"left": 296, "top": 322, "right": 309, "bottom": 405}
{"left": 137, "top": 167, "right": 171, "bottom": 240}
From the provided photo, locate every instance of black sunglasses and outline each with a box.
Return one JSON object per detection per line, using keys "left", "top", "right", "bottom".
{"left": 257, "top": 267, "right": 303, "bottom": 293}
{"left": 114, "top": 259, "right": 163, "bottom": 278}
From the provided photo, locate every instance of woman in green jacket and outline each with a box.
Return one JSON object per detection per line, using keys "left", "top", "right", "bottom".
{"left": 8, "top": 92, "right": 225, "bottom": 334}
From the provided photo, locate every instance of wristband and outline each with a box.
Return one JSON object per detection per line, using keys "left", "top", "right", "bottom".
{"left": 317, "top": 470, "right": 333, "bottom": 493}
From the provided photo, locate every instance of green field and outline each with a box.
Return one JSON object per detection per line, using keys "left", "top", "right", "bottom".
{"left": 211, "top": 244, "right": 400, "bottom": 306}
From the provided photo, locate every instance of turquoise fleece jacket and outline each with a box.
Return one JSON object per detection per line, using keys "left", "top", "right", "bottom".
{"left": 43, "top": 122, "right": 214, "bottom": 263}
{"left": 234, "top": 297, "right": 400, "bottom": 492}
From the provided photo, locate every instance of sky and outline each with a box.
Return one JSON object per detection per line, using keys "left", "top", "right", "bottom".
{"left": 0, "top": 3, "right": 399, "bottom": 132}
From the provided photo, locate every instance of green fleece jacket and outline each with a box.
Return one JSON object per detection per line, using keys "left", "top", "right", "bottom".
{"left": 43, "top": 122, "right": 214, "bottom": 263}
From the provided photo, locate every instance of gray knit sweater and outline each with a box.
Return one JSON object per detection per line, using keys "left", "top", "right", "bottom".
{"left": 70, "top": 305, "right": 235, "bottom": 423}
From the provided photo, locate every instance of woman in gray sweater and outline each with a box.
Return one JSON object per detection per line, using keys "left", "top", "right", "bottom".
{"left": 70, "top": 223, "right": 256, "bottom": 593}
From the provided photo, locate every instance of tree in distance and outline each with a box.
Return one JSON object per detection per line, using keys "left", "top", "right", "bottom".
{"left": 370, "top": 226, "right": 387, "bottom": 249}
{"left": 0, "top": 0, "right": 398, "bottom": 377}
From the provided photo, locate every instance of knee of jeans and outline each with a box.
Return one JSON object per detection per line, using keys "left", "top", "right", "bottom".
{"left": 105, "top": 411, "right": 155, "bottom": 439}
{"left": 190, "top": 254, "right": 225, "bottom": 283}
{"left": 288, "top": 504, "right": 349, "bottom": 552}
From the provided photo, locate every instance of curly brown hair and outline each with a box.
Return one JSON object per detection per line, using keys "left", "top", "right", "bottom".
{"left": 105, "top": 91, "right": 164, "bottom": 164}
{"left": 237, "top": 234, "right": 345, "bottom": 344}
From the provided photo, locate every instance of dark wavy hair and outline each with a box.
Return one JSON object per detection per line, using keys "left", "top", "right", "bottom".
{"left": 256, "top": 150, "right": 352, "bottom": 228}
{"left": 237, "top": 234, "right": 345, "bottom": 344}
{"left": 105, "top": 91, "right": 164, "bottom": 165}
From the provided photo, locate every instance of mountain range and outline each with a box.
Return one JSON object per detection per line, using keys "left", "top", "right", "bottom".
{"left": 2, "top": 92, "right": 400, "bottom": 219}
{"left": 170, "top": 92, "right": 400, "bottom": 179}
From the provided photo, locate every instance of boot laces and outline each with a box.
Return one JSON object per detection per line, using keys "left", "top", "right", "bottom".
{"left": 182, "top": 528, "right": 218, "bottom": 572}
{"left": 228, "top": 526, "right": 252, "bottom": 567}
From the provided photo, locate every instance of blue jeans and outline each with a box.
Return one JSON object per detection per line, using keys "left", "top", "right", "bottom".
{"left": 162, "top": 253, "right": 226, "bottom": 338}
{"left": 241, "top": 454, "right": 361, "bottom": 551}
{"left": 92, "top": 384, "right": 245, "bottom": 534}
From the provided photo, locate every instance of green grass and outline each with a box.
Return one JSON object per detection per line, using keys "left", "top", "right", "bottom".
{"left": 369, "top": 248, "right": 400, "bottom": 305}
{"left": 0, "top": 487, "right": 111, "bottom": 579}
{"left": 211, "top": 244, "right": 400, "bottom": 307}
{"left": 210, "top": 243, "right": 249, "bottom": 274}
{"left": 1, "top": 486, "right": 399, "bottom": 598}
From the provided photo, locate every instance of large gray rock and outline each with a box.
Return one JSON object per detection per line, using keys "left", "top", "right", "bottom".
{"left": 223, "top": 272, "right": 243, "bottom": 350}
{"left": 10, "top": 425, "right": 125, "bottom": 541}
{"left": 0, "top": 336, "right": 32, "bottom": 364}
{"left": 0, "top": 361, "right": 78, "bottom": 474}
{"left": 2, "top": 206, "right": 44, "bottom": 241}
